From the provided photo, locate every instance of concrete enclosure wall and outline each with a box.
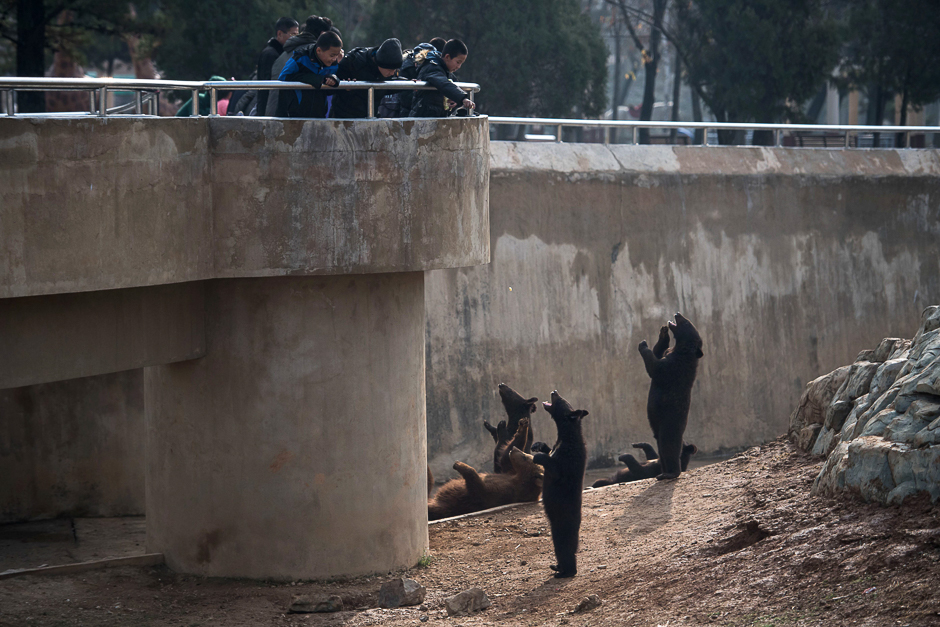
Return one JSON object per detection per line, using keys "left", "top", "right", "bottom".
{"left": 0, "top": 370, "right": 145, "bottom": 524}
{"left": 425, "top": 143, "right": 940, "bottom": 478}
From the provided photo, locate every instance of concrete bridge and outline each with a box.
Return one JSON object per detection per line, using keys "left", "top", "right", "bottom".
{"left": 3, "top": 114, "right": 939, "bottom": 580}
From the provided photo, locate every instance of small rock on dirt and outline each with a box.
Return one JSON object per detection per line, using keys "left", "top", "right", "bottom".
{"left": 288, "top": 593, "right": 344, "bottom": 613}
{"left": 573, "top": 594, "right": 602, "bottom": 613}
{"left": 378, "top": 578, "right": 427, "bottom": 608}
{"left": 444, "top": 588, "right": 491, "bottom": 616}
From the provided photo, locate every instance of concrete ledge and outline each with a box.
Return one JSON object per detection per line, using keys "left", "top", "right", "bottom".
{"left": 0, "top": 117, "right": 490, "bottom": 299}
{"left": 0, "top": 282, "right": 205, "bottom": 388}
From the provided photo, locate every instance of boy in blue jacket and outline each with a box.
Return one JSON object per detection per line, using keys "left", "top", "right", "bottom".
{"left": 277, "top": 31, "right": 343, "bottom": 118}
{"left": 409, "top": 39, "right": 475, "bottom": 118}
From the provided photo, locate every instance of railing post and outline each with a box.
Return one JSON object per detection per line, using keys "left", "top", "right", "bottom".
{"left": 603, "top": 126, "right": 610, "bottom": 145}
{"left": 6, "top": 90, "right": 14, "bottom": 116}
{"left": 556, "top": 124, "right": 563, "bottom": 142}
{"left": 135, "top": 91, "right": 143, "bottom": 115}
{"left": 903, "top": 131, "right": 910, "bottom": 149}
{"left": 632, "top": 126, "right": 638, "bottom": 144}
{"left": 774, "top": 129, "right": 781, "bottom": 147}
{"left": 702, "top": 128, "right": 709, "bottom": 146}
{"left": 367, "top": 87, "right": 374, "bottom": 118}
{"left": 191, "top": 89, "right": 199, "bottom": 116}
{"left": 88, "top": 90, "right": 96, "bottom": 114}
{"left": 844, "top": 131, "right": 851, "bottom": 149}
{"left": 98, "top": 87, "right": 108, "bottom": 117}
{"left": 209, "top": 87, "right": 218, "bottom": 116}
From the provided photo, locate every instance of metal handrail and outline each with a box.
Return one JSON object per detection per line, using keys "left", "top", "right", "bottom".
{"left": 0, "top": 77, "right": 481, "bottom": 119}
{"left": 489, "top": 116, "right": 940, "bottom": 148}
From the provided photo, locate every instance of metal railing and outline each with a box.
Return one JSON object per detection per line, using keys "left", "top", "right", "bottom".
{"left": 0, "top": 77, "right": 481, "bottom": 118}
{"left": 489, "top": 117, "right": 940, "bottom": 149}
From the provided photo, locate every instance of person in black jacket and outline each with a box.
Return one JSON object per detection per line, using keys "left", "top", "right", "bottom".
{"left": 255, "top": 17, "right": 299, "bottom": 116}
{"left": 277, "top": 30, "right": 343, "bottom": 118}
{"left": 409, "top": 39, "right": 475, "bottom": 118}
{"left": 330, "top": 38, "right": 403, "bottom": 119}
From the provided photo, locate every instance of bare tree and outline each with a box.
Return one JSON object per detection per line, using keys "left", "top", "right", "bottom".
{"left": 603, "top": 0, "right": 668, "bottom": 143}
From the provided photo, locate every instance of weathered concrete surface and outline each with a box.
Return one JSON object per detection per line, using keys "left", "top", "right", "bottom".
{"left": 211, "top": 117, "right": 489, "bottom": 277}
{"left": 0, "top": 117, "right": 489, "bottom": 299}
{"left": 0, "top": 282, "right": 205, "bottom": 389}
{"left": 425, "top": 143, "right": 940, "bottom": 478}
{"left": 0, "top": 118, "right": 213, "bottom": 299}
{"left": 145, "top": 274, "right": 428, "bottom": 579}
{"left": 0, "top": 370, "right": 145, "bottom": 523}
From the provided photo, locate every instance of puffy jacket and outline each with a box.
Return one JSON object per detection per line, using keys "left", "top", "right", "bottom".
{"left": 379, "top": 43, "right": 436, "bottom": 117}
{"left": 331, "top": 47, "right": 391, "bottom": 119}
{"left": 265, "top": 31, "right": 319, "bottom": 116}
{"left": 277, "top": 44, "right": 339, "bottom": 118}
{"left": 409, "top": 51, "right": 468, "bottom": 118}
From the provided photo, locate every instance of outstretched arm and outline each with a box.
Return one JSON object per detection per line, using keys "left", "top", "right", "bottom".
{"left": 638, "top": 341, "right": 668, "bottom": 379}
{"left": 632, "top": 442, "right": 658, "bottom": 461}
{"left": 652, "top": 325, "right": 671, "bottom": 359}
{"left": 483, "top": 420, "right": 499, "bottom": 443}
{"left": 453, "top": 461, "right": 485, "bottom": 495}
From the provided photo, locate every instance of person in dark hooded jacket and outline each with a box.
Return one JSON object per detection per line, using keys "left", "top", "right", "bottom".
{"left": 409, "top": 39, "right": 475, "bottom": 118}
{"left": 330, "top": 38, "right": 403, "bottom": 118}
{"left": 265, "top": 16, "right": 339, "bottom": 116}
{"left": 277, "top": 30, "right": 342, "bottom": 118}
{"left": 255, "top": 17, "right": 299, "bottom": 116}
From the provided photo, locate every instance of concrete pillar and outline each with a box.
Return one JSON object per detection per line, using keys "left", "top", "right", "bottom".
{"left": 145, "top": 273, "right": 427, "bottom": 579}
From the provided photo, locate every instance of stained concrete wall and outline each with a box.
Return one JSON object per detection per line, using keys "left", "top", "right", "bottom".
{"left": 425, "top": 143, "right": 940, "bottom": 478}
{"left": 0, "top": 370, "right": 145, "bottom": 524}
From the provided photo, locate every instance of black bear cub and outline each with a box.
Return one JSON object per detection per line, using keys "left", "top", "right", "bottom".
{"left": 591, "top": 442, "right": 698, "bottom": 487}
{"left": 483, "top": 383, "right": 538, "bottom": 473}
{"left": 638, "top": 312, "right": 704, "bottom": 480}
{"left": 534, "top": 390, "right": 588, "bottom": 578}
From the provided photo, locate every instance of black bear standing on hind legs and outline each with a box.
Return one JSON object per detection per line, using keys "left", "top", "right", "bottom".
{"left": 638, "top": 312, "right": 704, "bottom": 480}
{"left": 534, "top": 390, "right": 588, "bottom": 579}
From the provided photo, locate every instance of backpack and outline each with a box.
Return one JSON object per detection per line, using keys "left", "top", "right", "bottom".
{"left": 378, "top": 43, "right": 438, "bottom": 118}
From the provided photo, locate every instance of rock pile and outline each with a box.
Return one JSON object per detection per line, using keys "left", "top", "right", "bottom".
{"left": 789, "top": 306, "right": 940, "bottom": 504}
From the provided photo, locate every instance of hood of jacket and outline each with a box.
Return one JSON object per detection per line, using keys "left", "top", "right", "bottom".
{"left": 284, "top": 31, "right": 319, "bottom": 54}
{"left": 265, "top": 37, "right": 284, "bottom": 55}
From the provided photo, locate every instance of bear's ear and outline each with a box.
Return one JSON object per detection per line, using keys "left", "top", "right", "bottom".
{"left": 695, "top": 348, "right": 704, "bottom": 358}
{"left": 573, "top": 410, "right": 589, "bottom": 419}
{"left": 526, "top": 398, "right": 538, "bottom": 413}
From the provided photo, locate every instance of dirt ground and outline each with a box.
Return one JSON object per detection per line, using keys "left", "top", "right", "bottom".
{"left": 2, "top": 437, "right": 939, "bottom": 627}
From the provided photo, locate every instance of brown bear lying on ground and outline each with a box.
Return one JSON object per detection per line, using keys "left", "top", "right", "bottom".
{"left": 638, "top": 313, "right": 704, "bottom": 480}
{"left": 534, "top": 390, "right": 588, "bottom": 578}
{"left": 427, "top": 447, "right": 543, "bottom": 521}
{"left": 483, "top": 383, "right": 538, "bottom": 472}
{"left": 591, "top": 442, "right": 698, "bottom": 487}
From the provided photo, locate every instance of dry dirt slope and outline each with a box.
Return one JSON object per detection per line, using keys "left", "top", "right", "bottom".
{"left": 1, "top": 438, "right": 938, "bottom": 626}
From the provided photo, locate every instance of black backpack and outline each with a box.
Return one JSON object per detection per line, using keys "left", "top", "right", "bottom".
{"left": 377, "top": 43, "right": 437, "bottom": 118}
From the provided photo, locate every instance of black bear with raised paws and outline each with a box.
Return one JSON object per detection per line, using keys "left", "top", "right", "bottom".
{"left": 638, "top": 312, "right": 704, "bottom": 481}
